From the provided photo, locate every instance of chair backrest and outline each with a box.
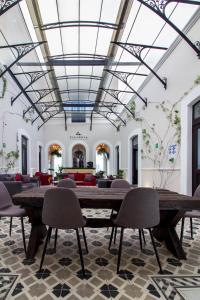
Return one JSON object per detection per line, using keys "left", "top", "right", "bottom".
{"left": 111, "top": 179, "right": 131, "bottom": 189}
{"left": 43, "top": 188, "right": 85, "bottom": 229}
{"left": 193, "top": 184, "right": 200, "bottom": 197}
{"left": 0, "top": 182, "right": 13, "bottom": 209}
{"left": 115, "top": 188, "right": 160, "bottom": 229}
{"left": 57, "top": 178, "right": 76, "bottom": 188}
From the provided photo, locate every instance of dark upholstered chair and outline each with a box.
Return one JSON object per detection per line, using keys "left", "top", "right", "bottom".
{"left": 39, "top": 188, "right": 88, "bottom": 276}
{"left": 180, "top": 184, "right": 200, "bottom": 243}
{"left": 109, "top": 188, "right": 163, "bottom": 274}
{"left": 109, "top": 179, "right": 142, "bottom": 244}
{"left": 0, "top": 182, "right": 27, "bottom": 254}
{"left": 111, "top": 179, "right": 131, "bottom": 189}
{"left": 57, "top": 178, "right": 77, "bottom": 188}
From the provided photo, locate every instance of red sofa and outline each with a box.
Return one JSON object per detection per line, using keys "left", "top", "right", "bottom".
{"left": 35, "top": 172, "right": 53, "bottom": 185}
{"left": 63, "top": 173, "right": 96, "bottom": 186}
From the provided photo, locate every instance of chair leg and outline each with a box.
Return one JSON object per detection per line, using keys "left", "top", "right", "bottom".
{"left": 108, "top": 227, "right": 115, "bottom": 250}
{"left": 39, "top": 227, "right": 52, "bottom": 272}
{"left": 113, "top": 227, "right": 117, "bottom": 244}
{"left": 9, "top": 217, "right": 13, "bottom": 236}
{"left": 142, "top": 229, "right": 146, "bottom": 244}
{"left": 117, "top": 227, "right": 124, "bottom": 274}
{"left": 20, "top": 217, "right": 26, "bottom": 254}
{"left": 76, "top": 229, "right": 85, "bottom": 277}
{"left": 81, "top": 228, "right": 88, "bottom": 254}
{"left": 190, "top": 217, "right": 193, "bottom": 239}
{"left": 180, "top": 217, "right": 185, "bottom": 245}
{"left": 139, "top": 229, "right": 143, "bottom": 251}
{"left": 54, "top": 229, "right": 58, "bottom": 251}
{"left": 149, "top": 228, "right": 163, "bottom": 274}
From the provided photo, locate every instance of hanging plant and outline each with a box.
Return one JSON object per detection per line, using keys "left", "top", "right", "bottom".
{"left": 50, "top": 149, "right": 62, "bottom": 157}
{"left": 97, "top": 146, "right": 109, "bottom": 159}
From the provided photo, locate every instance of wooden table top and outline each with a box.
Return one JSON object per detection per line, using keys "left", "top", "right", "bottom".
{"left": 13, "top": 186, "right": 200, "bottom": 211}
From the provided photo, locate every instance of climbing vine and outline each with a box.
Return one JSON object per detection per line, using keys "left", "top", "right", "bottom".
{"left": 122, "top": 75, "right": 200, "bottom": 188}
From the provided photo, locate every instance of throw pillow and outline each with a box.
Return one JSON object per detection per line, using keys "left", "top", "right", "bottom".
{"left": 84, "top": 174, "right": 93, "bottom": 182}
{"left": 15, "top": 173, "right": 22, "bottom": 181}
{"left": 68, "top": 174, "right": 75, "bottom": 180}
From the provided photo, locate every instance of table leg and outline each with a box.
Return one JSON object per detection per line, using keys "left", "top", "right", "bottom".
{"left": 152, "top": 210, "right": 186, "bottom": 260}
{"left": 26, "top": 208, "right": 47, "bottom": 259}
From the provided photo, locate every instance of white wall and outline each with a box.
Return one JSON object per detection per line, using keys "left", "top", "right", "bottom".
{"left": 44, "top": 121, "right": 117, "bottom": 174}
{"left": 0, "top": 72, "right": 44, "bottom": 175}
{"left": 115, "top": 12, "right": 200, "bottom": 192}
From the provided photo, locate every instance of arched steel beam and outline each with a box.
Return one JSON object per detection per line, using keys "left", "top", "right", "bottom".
{"left": 32, "top": 102, "right": 61, "bottom": 124}
{"left": 95, "top": 111, "right": 119, "bottom": 130}
{"left": 38, "top": 110, "right": 63, "bottom": 130}
{"left": 23, "top": 88, "right": 58, "bottom": 117}
{"left": 137, "top": 0, "right": 200, "bottom": 57}
{"left": 8, "top": 69, "right": 44, "bottom": 121}
{"left": 113, "top": 42, "right": 167, "bottom": 88}
{"left": 49, "top": 53, "right": 107, "bottom": 60}
{"left": 11, "top": 70, "right": 52, "bottom": 105}
{"left": 106, "top": 69, "right": 147, "bottom": 105}
{"left": 101, "top": 88, "right": 136, "bottom": 117}
{"left": 0, "top": 0, "right": 22, "bottom": 16}
{"left": 60, "top": 89, "right": 98, "bottom": 95}
{"left": 56, "top": 75, "right": 102, "bottom": 81}
{"left": 0, "top": 41, "right": 45, "bottom": 78}
{"left": 39, "top": 20, "right": 122, "bottom": 31}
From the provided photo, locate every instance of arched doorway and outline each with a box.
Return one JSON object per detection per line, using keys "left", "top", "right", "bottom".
{"left": 72, "top": 144, "right": 86, "bottom": 168}
{"left": 48, "top": 144, "right": 62, "bottom": 175}
{"left": 96, "top": 143, "right": 110, "bottom": 175}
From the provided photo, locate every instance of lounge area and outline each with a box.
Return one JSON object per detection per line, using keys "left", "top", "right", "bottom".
{"left": 1, "top": 1, "right": 200, "bottom": 299}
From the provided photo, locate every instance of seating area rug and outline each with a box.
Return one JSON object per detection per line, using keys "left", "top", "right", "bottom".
{"left": 0, "top": 209, "right": 200, "bottom": 299}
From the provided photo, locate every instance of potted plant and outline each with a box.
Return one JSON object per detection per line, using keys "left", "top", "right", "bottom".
{"left": 50, "top": 149, "right": 61, "bottom": 157}
{"left": 117, "top": 169, "right": 124, "bottom": 179}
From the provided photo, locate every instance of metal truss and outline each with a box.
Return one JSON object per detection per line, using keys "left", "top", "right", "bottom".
{"left": 95, "top": 111, "right": 120, "bottom": 130}
{"left": 0, "top": 42, "right": 45, "bottom": 78}
{"left": 38, "top": 110, "right": 62, "bottom": 130}
{"left": 0, "top": 0, "right": 22, "bottom": 16}
{"left": 60, "top": 89, "right": 98, "bottom": 95}
{"left": 11, "top": 70, "right": 52, "bottom": 105}
{"left": 113, "top": 42, "right": 167, "bottom": 88}
{"left": 106, "top": 70, "right": 147, "bottom": 105}
{"left": 101, "top": 88, "right": 137, "bottom": 117}
{"left": 56, "top": 75, "right": 102, "bottom": 81}
{"left": 137, "top": 0, "right": 200, "bottom": 58}
{"left": 49, "top": 53, "right": 107, "bottom": 60}
{"left": 23, "top": 88, "right": 58, "bottom": 117}
{"left": 32, "top": 102, "right": 59, "bottom": 124}
{"left": 40, "top": 20, "right": 122, "bottom": 31}
{"left": 8, "top": 69, "right": 44, "bottom": 121}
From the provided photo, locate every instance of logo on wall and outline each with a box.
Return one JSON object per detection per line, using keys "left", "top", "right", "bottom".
{"left": 70, "top": 132, "right": 88, "bottom": 140}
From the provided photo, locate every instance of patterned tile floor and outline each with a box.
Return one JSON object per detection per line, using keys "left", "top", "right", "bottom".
{"left": 0, "top": 209, "right": 200, "bottom": 299}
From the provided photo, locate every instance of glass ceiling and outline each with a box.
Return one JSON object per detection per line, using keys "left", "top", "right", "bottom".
{"left": 0, "top": 0, "right": 199, "bottom": 129}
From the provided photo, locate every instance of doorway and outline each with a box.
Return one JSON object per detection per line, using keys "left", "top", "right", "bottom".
{"left": 21, "top": 135, "right": 28, "bottom": 175}
{"left": 192, "top": 101, "right": 200, "bottom": 193}
{"left": 72, "top": 144, "right": 86, "bottom": 168}
{"left": 131, "top": 136, "right": 138, "bottom": 185}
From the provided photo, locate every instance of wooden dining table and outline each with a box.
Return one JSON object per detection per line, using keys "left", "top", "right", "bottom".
{"left": 13, "top": 186, "right": 200, "bottom": 260}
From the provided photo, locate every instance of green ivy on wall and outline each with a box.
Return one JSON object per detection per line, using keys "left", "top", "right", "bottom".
{"left": 119, "top": 75, "right": 200, "bottom": 188}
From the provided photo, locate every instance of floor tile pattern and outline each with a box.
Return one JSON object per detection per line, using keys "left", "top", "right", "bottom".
{"left": 0, "top": 209, "right": 199, "bottom": 299}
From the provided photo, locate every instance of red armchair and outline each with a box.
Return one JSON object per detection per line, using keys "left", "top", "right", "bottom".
{"left": 35, "top": 172, "right": 53, "bottom": 185}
